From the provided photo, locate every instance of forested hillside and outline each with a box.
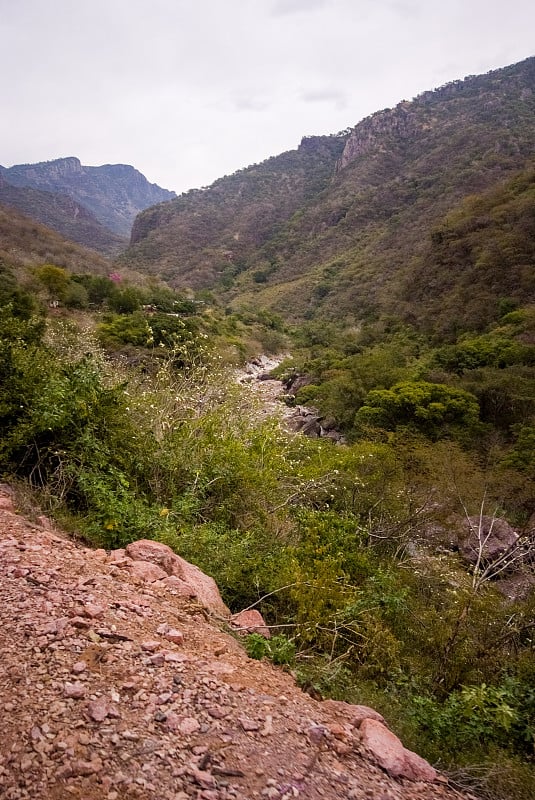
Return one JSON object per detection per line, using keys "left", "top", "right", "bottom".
{"left": 0, "top": 157, "right": 175, "bottom": 244}
{"left": 123, "top": 57, "right": 535, "bottom": 333}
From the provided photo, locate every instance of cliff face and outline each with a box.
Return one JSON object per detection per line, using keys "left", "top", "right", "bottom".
{"left": 337, "top": 56, "right": 535, "bottom": 173}
{"left": 0, "top": 158, "right": 176, "bottom": 238}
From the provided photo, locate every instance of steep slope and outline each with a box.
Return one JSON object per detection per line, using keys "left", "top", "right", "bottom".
{"left": 0, "top": 157, "right": 176, "bottom": 238}
{"left": 0, "top": 202, "right": 111, "bottom": 275}
{"left": 403, "top": 167, "right": 535, "bottom": 337}
{"left": 0, "top": 175, "right": 126, "bottom": 256}
{"left": 123, "top": 135, "right": 347, "bottom": 287}
{"left": 0, "top": 489, "right": 471, "bottom": 800}
{"left": 123, "top": 56, "right": 535, "bottom": 328}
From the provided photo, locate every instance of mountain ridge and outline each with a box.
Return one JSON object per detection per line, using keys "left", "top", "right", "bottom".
{"left": 121, "top": 56, "right": 535, "bottom": 330}
{"left": 0, "top": 157, "right": 176, "bottom": 241}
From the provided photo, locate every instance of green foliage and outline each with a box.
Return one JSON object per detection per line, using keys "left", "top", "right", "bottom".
{"left": 245, "top": 633, "right": 296, "bottom": 666}
{"left": 435, "top": 333, "right": 535, "bottom": 374}
{"left": 107, "top": 286, "right": 143, "bottom": 313}
{"left": 0, "top": 265, "right": 534, "bottom": 800}
{"left": 354, "top": 380, "right": 481, "bottom": 440}
{"left": 97, "top": 311, "right": 153, "bottom": 348}
{"left": 34, "top": 264, "right": 71, "bottom": 300}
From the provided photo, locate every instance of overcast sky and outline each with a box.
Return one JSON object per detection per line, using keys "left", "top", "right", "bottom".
{"left": 1, "top": 0, "right": 534, "bottom": 194}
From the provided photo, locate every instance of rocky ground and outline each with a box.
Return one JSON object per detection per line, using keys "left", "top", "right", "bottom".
{"left": 0, "top": 484, "right": 477, "bottom": 800}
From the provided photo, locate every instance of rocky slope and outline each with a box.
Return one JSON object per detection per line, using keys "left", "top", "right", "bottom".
{"left": 0, "top": 158, "right": 175, "bottom": 241}
{"left": 0, "top": 486, "right": 474, "bottom": 800}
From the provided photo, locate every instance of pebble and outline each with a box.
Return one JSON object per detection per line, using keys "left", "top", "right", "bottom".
{"left": 64, "top": 681, "right": 86, "bottom": 699}
{"left": 87, "top": 696, "right": 110, "bottom": 722}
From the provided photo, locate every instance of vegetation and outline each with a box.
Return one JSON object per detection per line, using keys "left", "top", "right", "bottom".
{"left": 0, "top": 260, "right": 533, "bottom": 798}
{"left": 119, "top": 58, "right": 535, "bottom": 334}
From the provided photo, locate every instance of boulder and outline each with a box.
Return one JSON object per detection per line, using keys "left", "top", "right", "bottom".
{"left": 115, "top": 539, "right": 230, "bottom": 617}
{"left": 359, "top": 718, "right": 437, "bottom": 781}
{"left": 126, "top": 560, "right": 168, "bottom": 583}
{"left": 170, "top": 555, "right": 230, "bottom": 618}
{"left": 458, "top": 515, "right": 518, "bottom": 565}
{"left": 231, "top": 609, "right": 271, "bottom": 638}
{"left": 322, "top": 699, "right": 386, "bottom": 727}
{"left": 125, "top": 539, "right": 176, "bottom": 574}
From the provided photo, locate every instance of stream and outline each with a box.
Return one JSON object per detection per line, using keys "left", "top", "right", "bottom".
{"left": 236, "top": 355, "right": 345, "bottom": 442}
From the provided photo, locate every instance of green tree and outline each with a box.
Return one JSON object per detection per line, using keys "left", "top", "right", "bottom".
{"left": 354, "top": 381, "right": 481, "bottom": 440}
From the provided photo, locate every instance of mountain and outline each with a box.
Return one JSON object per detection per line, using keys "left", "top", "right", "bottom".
{"left": 0, "top": 173, "right": 126, "bottom": 257}
{"left": 0, "top": 200, "right": 111, "bottom": 275}
{"left": 124, "top": 134, "right": 347, "bottom": 286}
{"left": 122, "top": 57, "right": 535, "bottom": 331}
{"left": 0, "top": 157, "right": 176, "bottom": 239}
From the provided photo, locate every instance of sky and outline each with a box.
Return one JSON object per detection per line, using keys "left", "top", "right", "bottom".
{"left": 1, "top": 0, "right": 534, "bottom": 195}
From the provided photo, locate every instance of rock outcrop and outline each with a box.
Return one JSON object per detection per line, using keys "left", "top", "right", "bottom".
{"left": 458, "top": 515, "right": 519, "bottom": 565}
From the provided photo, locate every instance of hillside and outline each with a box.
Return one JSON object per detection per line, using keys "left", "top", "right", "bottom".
{"left": 0, "top": 175, "right": 126, "bottom": 257}
{"left": 0, "top": 490, "right": 470, "bottom": 800}
{"left": 0, "top": 202, "right": 111, "bottom": 275}
{"left": 124, "top": 135, "right": 347, "bottom": 287}
{"left": 0, "top": 157, "right": 175, "bottom": 239}
{"left": 122, "top": 57, "right": 535, "bottom": 330}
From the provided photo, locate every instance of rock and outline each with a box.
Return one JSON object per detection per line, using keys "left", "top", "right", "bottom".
{"left": 178, "top": 717, "right": 200, "bottom": 735}
{"left": 240, "top": 717, "right": 261, "bottom": 732}
{"left": 126, "top": 560, "right": 168, "bottom": 583}
{"left": 141, "top": 640, "right": 161, "bottom": 652}
{"left": 170, "top": 556, "right": 230, "bottom": 617}
{"left": 458, "top": 515, "right": 518, "bottom": 565}
{"left": 125, "top": 539, "right": 176, "bottom": 574}
{"left": 402, "top": 749, "right": 439, "bottom": 782}
{"left": 108, "top": 548, "right": 127, "bottom": 562}
{"left": 83, "top": 602, "right": 107, "bottom": 618}
{"left": 64, "top": 681, "right": 86, "bottom": 699}
{"left": 231, "top": 609, "right": 271, "bottom": 638}
{"left": 164, "top": 712, "right": 181, "bottom": 732}
{"left": 190, "top": 766, "right": 216, "bottom": 789}
{"left": 359, "top": 718, "right": 437, "bottom": 781}
{"left": 122, "top": 539, "right": 229, "bottom": 616}
{"left": 308, "top": 724, "right": 329, "bottom": 746}
{"left": 321, "top": 699, "right": 386, "bottom": 728}
{"left": 87, "top": 696, "right": 111, "bottom": 722}
{"left": 156, "top": 622, "right": 185, "bottom": 644}
{"left": 159, "top": 575, "right": 197, "bottom": 597}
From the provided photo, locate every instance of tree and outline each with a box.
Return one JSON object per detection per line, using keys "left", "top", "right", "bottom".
{"left": 354, "top": 381, "right": 481, "bottom": 440}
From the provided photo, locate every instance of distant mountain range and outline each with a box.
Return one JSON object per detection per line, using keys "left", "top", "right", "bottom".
{"left": 0, "top": 157, "right": 175, "bottom": 255}
{"left": 121, "top": 56, "right": 535, "bottom": 332}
